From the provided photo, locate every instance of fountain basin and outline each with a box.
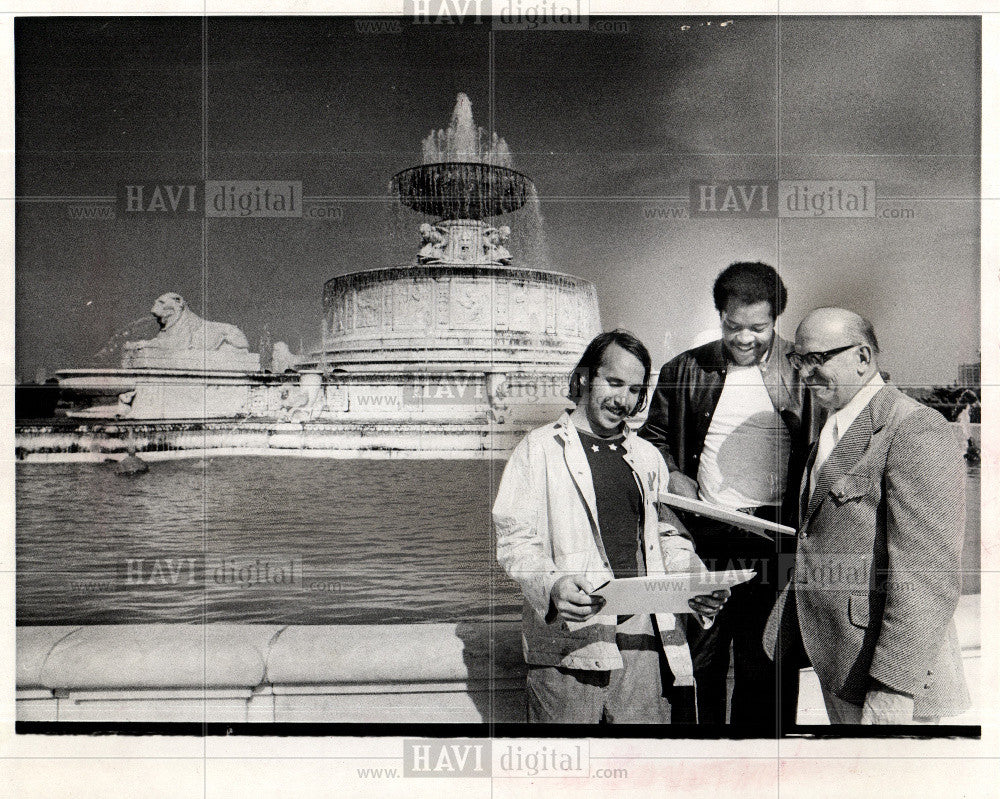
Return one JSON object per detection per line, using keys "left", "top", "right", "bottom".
{"left": 392, "top": 161, "right": 532, "bottom": 218}
{"left": 15, "top": 598, "right": 981, "bottom": 724}
{"left": 317, "top": 263, "right": 600, "bottom": 373}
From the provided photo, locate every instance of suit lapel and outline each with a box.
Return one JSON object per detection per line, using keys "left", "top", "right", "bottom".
{"left": 803, "top": 401, "right": 874, "bottom": 526}
{"left": 769, "top": 336, "right": 796, "bottom": 411}
{"left": 799, "top": 440, "right": 819, "bottom": 524}
{"left": 802, "top": 385, "right": 899, "bottom": 527}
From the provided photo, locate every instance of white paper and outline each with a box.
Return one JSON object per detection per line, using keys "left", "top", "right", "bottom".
{"left": 590, "top": 569, "right": 756, "bottom": 615}
{"left": 659, "top": 492, "right": 798, "bottom": 538}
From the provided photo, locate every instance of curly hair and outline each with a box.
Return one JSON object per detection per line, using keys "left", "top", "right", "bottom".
{"left": 713, "top": 261, "right": 787, "bottom": 318}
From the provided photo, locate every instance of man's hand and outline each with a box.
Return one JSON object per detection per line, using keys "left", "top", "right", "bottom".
{"left": 550, "top": 575, "right": 606, "bottom": 622}
{"left": 668, "top": 471, "right": 700, "bottom": 499}
{"left": 861, "top": 680, "right": 915, "bottom": 724}
{"left": 688, "top": 588, "right": 730, "bottom": 617}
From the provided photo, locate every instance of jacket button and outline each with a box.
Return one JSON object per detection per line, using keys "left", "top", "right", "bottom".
{"left": 799, "top": 531, "right": 808, "bottom": 539}
{"left": 704, "top": 412, "right": 710, "bottom": 417}
{"left": 924, "top": 684, "right": 931, "bottom": 689}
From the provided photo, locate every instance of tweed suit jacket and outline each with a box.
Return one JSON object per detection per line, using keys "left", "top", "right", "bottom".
{"left": 763, "top": 384, "right": 970, "bottom": 718}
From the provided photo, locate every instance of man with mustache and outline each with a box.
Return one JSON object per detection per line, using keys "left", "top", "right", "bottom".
{"left": 494, "top": 330, "right": 729, "bottom": 723}
{"left": 764, "top": 308, "right": 969, "bottom": 724}
{"left": 640, "top": 262, "right": 816, "bottom": 732}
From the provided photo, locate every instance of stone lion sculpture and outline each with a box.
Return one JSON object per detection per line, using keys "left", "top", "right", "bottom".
{"left": 124, "top": 293, "right": 249, "bottom": 352}
{"left": 122, "top": 293, "right": 259, "bottom": 370}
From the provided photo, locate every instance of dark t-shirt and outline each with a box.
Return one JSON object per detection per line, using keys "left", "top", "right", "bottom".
{"left": 577, "top": 428, "right": 644, "bottom": 579}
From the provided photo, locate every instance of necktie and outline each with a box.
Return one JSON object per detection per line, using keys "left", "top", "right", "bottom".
{"left": 810, "top": 416, "right": 839, "bottom": 498}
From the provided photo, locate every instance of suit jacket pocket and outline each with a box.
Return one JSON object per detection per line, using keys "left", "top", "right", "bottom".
{"left": 848, "top": 592, "right": 870, "bottom": 629}
{"left": 830, "top": 473, "right": 874, "bottom": 505}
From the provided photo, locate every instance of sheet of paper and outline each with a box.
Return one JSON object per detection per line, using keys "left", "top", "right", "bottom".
{"left": 659, "top": 492, "right": 798, "bottom": 538}
{"left": 590, "top": 569, "right": 756, "bottom": 615}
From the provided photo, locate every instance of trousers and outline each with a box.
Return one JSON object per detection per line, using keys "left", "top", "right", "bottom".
{"left": 821, "top": 685, "right": 940, "bottom": 725}
{"left": 526, "top": 623, "right": 696, "bottom": 724}
{"left": 682, "top": 507, "right": 799, "bottom": 733}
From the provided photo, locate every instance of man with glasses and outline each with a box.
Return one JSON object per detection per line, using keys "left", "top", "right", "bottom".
{"left": 640, "top": 262, "right": 817, "bottom": 732}
{"left": 764, "top": 307, "right": 969, "bottom": 724}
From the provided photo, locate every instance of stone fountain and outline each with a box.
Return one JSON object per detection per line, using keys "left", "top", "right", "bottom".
{"left": 300, "top": 93, "right": 601, "bottom": 426}
{"left": 24, "top": 93, "right": 601, "bottom": 457}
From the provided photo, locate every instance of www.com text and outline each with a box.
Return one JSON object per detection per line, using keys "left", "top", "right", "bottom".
{"left": 354, "top": 18, "right": 403, "bottom": 34}
{"left": 70, "top": 578, "right": 120, "bottom": 593}
{"left": 356, "top": 765, "right": 628, "bottom": 779}
{"left": 68, "top": 204, "right": 115, "bottom": 220}
{"left": 643, "top": 205, "right": 688, "bottom": 220}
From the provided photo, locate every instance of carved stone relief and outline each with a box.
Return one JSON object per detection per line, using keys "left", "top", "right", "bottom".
{"left": 356, "top": 287, "right": 381, "bottom": 328}
{"left": 394, "top": 279, "right": 430, "bottom": 329}
{"left": 451, "top": 279, "right": 488, "bottom": 328}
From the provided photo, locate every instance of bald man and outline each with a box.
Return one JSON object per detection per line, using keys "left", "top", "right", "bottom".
{"left": 764, "top": 308, "right": 970, "bottom": 725}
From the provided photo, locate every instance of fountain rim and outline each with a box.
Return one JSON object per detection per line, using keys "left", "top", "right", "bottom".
{"left": 391, "top": 161, "right": 536, "bottom": 218}
{"left": 390, "top": 161, "right": 535, "bottom": 188}
{"left": 322, "top": 264, "right": 597, "bottom": 287}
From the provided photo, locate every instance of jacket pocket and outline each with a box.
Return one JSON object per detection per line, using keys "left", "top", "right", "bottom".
{"left": 848, "top": 592, "right": 870, "bottom": 629}
{"left": 829, "top": 473, "right": 873, "bottom": 505}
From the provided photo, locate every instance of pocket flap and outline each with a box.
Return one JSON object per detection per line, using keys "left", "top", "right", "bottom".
{"left": 829, "top": 473, "right": 873, "bottom": 504}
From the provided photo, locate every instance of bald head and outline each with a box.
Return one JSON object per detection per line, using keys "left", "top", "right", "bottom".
{"left": 793, "top": 308, "right": 880, "bottom": 410}
{"left": 799, "top": 308, "right": 879, "bottom": 352}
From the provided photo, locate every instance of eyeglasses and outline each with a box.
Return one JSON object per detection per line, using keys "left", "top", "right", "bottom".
{"left": 786, "top": 343, "right": 860, "bottom": 371}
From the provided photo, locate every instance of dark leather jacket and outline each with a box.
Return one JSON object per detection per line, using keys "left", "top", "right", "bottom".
{"left": 638, "top": 336, "right": 820, "bottom": 526}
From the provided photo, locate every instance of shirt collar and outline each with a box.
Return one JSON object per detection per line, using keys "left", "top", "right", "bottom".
{"left": 557, "top": 410, "right": 635, "bottom": 449}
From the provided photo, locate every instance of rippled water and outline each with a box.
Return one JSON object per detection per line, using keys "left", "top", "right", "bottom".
{"left": 16, "top": 459, "right": 981, "bottom": 625}
{"left": 16, "top": 458, "right": 523, "bottom": 625}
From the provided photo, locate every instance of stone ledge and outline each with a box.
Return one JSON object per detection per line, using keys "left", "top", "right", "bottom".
{"left": 266, "top": 622, "right": 524, "bottom": 685}
{"left": 17, "top": 621, "right": 525, "bottom": 692}
{"left": 19, "top": 624, "right": 282, "bottom": 690}
{"left": 16, "top": 601, "right": 978, "bottom": 724}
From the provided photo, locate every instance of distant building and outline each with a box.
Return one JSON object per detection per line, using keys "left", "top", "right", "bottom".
{"left": 958, "top": 361, "right": 980, "bottom": 388}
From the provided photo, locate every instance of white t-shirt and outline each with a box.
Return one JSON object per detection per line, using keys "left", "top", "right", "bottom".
{"left": 696, "top": 364, "right": 791, "bottom": 509}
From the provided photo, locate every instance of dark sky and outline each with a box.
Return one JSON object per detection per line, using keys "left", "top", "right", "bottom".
{"left": 15, "top": 15, "right": 980, "bottom": 385}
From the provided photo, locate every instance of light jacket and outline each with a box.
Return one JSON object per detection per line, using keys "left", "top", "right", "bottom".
{"left": 493, "top": 411, "right": 705, "bottom": 686}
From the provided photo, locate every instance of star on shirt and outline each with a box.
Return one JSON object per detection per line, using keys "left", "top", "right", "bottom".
{"left": 608, "top": 443, "right": 618, "bottom": 451}
{"left": 591, "top": 444, "right": 600, "bottom": 452}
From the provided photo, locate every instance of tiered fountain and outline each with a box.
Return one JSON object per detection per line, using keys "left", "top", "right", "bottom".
{"left": 296, "top": 93, "right": 602, "bottom": 442}
{"left": 20, "top": 93, "right": 602, "bottom": 459}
